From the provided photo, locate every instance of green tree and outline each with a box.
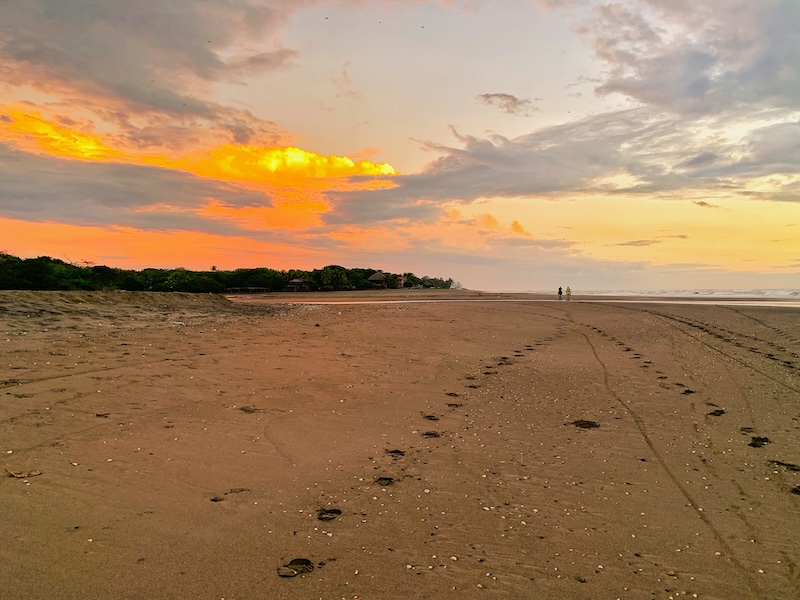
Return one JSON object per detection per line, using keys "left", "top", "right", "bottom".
{"left": 317, "top": 265, "right": 350, "bottom": 290}
{"left": 403, "top": 272, "right": 422, "bottom": 288}
{"left": 0, "top": 253, "right": 23, "bottom": 289}
{"left": 346, "top": 268, "right": 372, "bottom": 290}
{"left": 91, "top": 265, "right": 118, "bottom": 289}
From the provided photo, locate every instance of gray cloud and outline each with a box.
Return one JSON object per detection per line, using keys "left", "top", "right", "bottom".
{"left": 0, "top": 0, "right": 305, "bottom": 146}
{"left": 328, "top": 112, "right": 636, "bottom": 223}
{"left": 0, "top": 143, "right": 274, "bottom": 234}
{"left": 679, "top": 152, "right": 718, "bottom": 168}
{"left": 477, "top": 93, "right": 540, "bottom": 116}
{"left": 585, "top": 0, "right": 800, "bottom": 114}
{"left": 321, "top": 111, "right": 660, "bottom": 222}
{"left": 0, "top": 1, "right": 301, "bottom": 101}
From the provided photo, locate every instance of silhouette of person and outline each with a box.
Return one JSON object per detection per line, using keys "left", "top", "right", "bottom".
{"left": 558, "top": 286, "right": 563, "bottom": 300}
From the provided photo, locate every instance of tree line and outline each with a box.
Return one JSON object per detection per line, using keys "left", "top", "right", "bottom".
{"left": 0, "top": 253, "right": 457, "bottom": 293}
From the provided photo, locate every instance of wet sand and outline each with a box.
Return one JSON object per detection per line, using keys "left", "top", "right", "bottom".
{"left": 2, "top": 290, "right": 799, "bottom": 599}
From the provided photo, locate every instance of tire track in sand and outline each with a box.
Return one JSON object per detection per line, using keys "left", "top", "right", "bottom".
{"left": 576, "top": 328, "right": 760, "bottom": 594}
{"left": 643, "top": 310, "right": 798, "bottom": 395}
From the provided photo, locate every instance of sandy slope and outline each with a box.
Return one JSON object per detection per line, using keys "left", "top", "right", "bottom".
{"left": 1, "top": 291, "right": 799, "bottom": 599}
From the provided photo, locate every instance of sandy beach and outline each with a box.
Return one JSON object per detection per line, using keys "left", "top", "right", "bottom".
{"left": 2, "top": 289, "right": 799, "bottom": 600}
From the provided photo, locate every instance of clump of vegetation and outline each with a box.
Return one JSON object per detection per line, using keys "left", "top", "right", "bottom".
{"left": 0, "top": 253, "right": 457, "bottom": 293}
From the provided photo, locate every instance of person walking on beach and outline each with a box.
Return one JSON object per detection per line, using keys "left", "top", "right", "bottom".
{"left": 558, "top": 286, "right": 563, "bottom": 300}
{"left": 565, "top": 286, "right": 571, "bottom": 301}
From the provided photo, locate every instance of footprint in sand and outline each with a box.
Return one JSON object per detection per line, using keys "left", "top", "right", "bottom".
{"left": 316, "top": 508, "right": 342, "bottom": 521}
{"left": 769, "top": 460, "right": 800, "bottom": 472}
{"left": 567, "top": 420, "right": 600, "bottom": 429}
{"left": 748, "top": 436, "right": 771, "bottom": 448}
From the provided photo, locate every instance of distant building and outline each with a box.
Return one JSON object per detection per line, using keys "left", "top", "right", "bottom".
{"left": 285, "top": 278, "right": 308, "bottom": 292}
{"left": 368, "top": 271, "right": 404, "bottom": 289}
{"left": 368, "top": 271, "right": 386, "bottom": 288}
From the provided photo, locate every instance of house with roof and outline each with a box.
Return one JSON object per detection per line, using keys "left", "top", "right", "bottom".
{"left": 367, "top": 271, "right": 405, "bottom": 289}
{"left": 285, "top": 277, "right": 308, "bottom": 292}
{"left": 368, "top": 271, "right": 386, "bottom": 288}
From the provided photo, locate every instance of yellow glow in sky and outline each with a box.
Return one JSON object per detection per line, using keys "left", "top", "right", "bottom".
{"left": 180, "top": 144, "right": 396, "bottom": 188}
{"left": 461, "top": 194, "right": 800, "bottom": 272}
{"left": 1, "top": 108, "right": 122, "bottom": 161}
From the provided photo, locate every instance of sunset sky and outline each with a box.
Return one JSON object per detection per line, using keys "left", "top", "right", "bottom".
{"left": 1, "top": 0, "right": 798, "bottom": 291}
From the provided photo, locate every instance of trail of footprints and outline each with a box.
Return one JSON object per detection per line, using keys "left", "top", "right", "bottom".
{"left": 583, "top": 322, "right": 799, "bottom": 495}
{"left": 271, "top": 323, "right": 583, "bottom": 580}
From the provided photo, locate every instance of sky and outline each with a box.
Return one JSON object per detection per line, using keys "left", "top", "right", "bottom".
{"left": 1, "top": 0, "right": 798, "bottom": 292}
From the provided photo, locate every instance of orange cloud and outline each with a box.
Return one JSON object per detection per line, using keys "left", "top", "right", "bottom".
{"left": 0, "top": 108, "right": 123, "bottom": 161}
{"left": 474, "top": 213, "right": 531, "bottom": 237}
{"left": 327, "top": 223, "right": 414, "bottom": 252}
{"left": 197, "top": 197, "right": 327, "bottom": 230}
{"left": 476, "top": 214, "right": 501, "bottom": 230}
{"left": 511, "top": 220, "right": 532, "bottom": 237}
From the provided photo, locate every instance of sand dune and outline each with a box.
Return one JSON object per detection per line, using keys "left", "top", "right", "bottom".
{"left": 2, "top": 290, "right": 799, "bottom": 599}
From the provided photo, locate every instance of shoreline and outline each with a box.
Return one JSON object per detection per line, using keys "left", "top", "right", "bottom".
{"left": 227, "top": 288, "right": 800, "bottom": 309}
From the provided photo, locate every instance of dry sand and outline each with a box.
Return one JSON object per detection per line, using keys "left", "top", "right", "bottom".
{"left": 1, "top": 290, "right": 799, "bottom": 599}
